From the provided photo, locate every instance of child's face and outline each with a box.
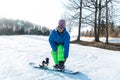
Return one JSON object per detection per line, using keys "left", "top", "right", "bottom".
{"left": 57, "top": 26, "right": 64, "bottom": 33}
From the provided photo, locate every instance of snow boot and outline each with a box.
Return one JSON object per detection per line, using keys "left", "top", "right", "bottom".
{"left": 58, "top": 61, "right": 65, "bottom": 71}
{"left": 53, "top": 64, "right": 59, "bottom": 69}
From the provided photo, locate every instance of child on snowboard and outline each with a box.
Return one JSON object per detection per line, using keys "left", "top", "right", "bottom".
{"left": 49, "top": 19, "right": 70, "bottom": 70}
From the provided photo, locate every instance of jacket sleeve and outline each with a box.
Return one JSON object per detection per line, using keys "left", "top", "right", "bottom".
{"left": 49, "top": 30, "right": 57, "bottom": 51}
{"left": 64, "top": 33, "right": 70, "bottom": 58}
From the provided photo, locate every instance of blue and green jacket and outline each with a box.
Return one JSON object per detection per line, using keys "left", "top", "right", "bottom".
{"left": 49, "top": 28, "right": 70, "bottom": 58}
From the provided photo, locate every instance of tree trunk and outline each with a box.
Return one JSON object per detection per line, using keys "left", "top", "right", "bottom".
{"left": 97, "top": 0, "right": 102, "bottom": 42}
{"left": 106, "top": 0, "right": 109, "bottom": 43}
{"left": 94, "top": 0, "right": 99, "bottom": 42}
{"left": 77, "top": 0, "right": 83, "bottom": 41}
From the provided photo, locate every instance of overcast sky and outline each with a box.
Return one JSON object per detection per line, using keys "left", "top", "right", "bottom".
{"left": 0, "top": 0, "right": 65, "bottom": 29}
{"left": 0, "top": 0, "right": 120, "bottom": 30}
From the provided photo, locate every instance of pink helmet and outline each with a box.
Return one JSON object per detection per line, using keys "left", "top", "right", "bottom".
{"left": 58, "top": 19, "right": 66, "bottom": 28}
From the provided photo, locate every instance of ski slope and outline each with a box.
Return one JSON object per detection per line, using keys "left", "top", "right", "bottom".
{"left": 0, "top": 35, "right": 120, "bottom": 80}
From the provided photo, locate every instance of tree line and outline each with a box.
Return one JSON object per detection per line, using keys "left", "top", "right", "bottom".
{"left": 81, "top": 21, "right": 120, "bottom": 37}
{"left": 0, "top": 18, "right": 51, "bottom": 36}
{"left": 64, "top": 0, "right": 120, "bottom": 43}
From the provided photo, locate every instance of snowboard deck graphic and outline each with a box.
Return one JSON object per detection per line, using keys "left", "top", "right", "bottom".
{"left": 29, "top": 62, "right": 79, "bottom": 74}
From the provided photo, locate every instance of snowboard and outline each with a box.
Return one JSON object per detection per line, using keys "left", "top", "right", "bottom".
{"left": 29, "top": 62, "right": 79, "bottom": 74}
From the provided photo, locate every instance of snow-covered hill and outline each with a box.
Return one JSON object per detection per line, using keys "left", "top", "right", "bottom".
{"left": 0, "top": 35, "right": 120, "bottom": 80}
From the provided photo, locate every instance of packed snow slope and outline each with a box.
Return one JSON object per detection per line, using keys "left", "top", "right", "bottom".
{"left": 0, "top": 35, "right": 120, "bottom": 80}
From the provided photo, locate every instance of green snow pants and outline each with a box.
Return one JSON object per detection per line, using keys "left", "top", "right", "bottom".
{"left": 51, "top": 45, "right": 65, "bottom": 65}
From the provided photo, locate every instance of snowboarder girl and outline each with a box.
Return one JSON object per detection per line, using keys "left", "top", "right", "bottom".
{"left": 49, "top": 19, "right": 70, "bottom": 70}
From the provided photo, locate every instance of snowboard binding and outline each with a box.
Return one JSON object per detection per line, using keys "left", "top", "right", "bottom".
{"left": 39, "top": 57, "right": 49, "bottom": 67}
{"left": 53, "top": 61, "right": 65, "bottom": 71}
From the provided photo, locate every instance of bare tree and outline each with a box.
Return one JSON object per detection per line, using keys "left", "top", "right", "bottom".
{"left": 77, "top": 0, "right": 83, "bottom": 41}
{"left": 106, "top": 0, "right": 109, "bottom": 43}
{"left": 64, "top": 0, "right": 120, "bottom": 42}
{"left": 86, "top": 0, "right": 112, "bottom": 42}
{"left": 94, "top": 0, "right": 99, "bottom": 41}
{"left": 97, "top": 0, "right": 102, "bottom": 42}
{"left": 63, "top": 0, "right": 83, "bottom": 41}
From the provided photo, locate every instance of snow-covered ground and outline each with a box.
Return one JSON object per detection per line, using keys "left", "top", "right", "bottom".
{"left": 71, "top": 36, "right": 120, "bottom": 43}
{"left": 0, "top": 35, "right": 120, "bottom": 80}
